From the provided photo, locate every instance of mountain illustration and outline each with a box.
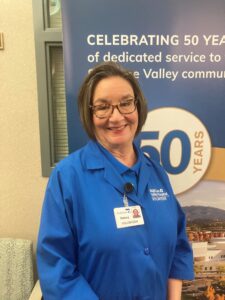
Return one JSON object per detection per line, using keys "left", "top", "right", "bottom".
{"left": 182, "top": 206, "right": 225, "bottom": 222}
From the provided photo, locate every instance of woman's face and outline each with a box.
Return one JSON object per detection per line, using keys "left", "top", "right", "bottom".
{"left": 92, "top": 76, "right": 138, "bottom": 152}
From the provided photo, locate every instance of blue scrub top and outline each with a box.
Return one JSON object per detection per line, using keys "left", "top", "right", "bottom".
{"left": 37, "top": 140, "right": 194, "bottom": 300}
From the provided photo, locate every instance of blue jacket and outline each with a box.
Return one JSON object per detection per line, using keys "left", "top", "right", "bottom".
{"left": 37, "top": 141, "right": 194, "bottom": 300}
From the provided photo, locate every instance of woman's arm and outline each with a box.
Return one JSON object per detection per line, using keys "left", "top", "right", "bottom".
{"left": 37, "top": 168, "right": 99, "bottom": 300}
{"left": 167, "top": 278, "right": 182, "bottom": 300}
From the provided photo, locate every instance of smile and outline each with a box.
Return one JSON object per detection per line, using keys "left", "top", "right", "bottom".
{"left": 108, "top": 125, "right": 127, "bottom": 131}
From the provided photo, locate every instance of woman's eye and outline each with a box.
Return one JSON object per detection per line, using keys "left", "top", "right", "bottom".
{"left": 95, "top": 105, "right": 109, "bottom": 111}
{"left": 120, "top": 100, "right": 132, "bottom": 107}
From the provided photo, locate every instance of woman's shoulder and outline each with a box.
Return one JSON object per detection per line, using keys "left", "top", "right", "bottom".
{"left": 51, "top": 143, "right": 87, "bottom": 175}
{"left": 139, "top": 147, "right": 174, "bottom": 191}
{"left": 138, "top": 147, "right": 164, "bottom": 172}
{"left": 53, "top": 140, "right": 101, "bottom": 174}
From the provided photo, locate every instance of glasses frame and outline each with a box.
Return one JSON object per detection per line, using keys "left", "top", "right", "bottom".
{"left": 89, "top": 99, "right": 137, "bottom": 119}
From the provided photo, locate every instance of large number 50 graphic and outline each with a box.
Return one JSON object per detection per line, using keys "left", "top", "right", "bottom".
{"left": 136, "top": 130, "right": 191, "bottom": 175}
{"left": 138, "top": 108, "right": 211, "bottom": 194}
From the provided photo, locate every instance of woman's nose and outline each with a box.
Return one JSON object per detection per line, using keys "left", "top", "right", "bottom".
{"left": 109, "top": 105, "right": 124, "bottom": 120}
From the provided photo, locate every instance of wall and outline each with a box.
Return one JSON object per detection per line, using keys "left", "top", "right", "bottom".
{"left": 0, "top": 0, "right": 47, "bottom": 258}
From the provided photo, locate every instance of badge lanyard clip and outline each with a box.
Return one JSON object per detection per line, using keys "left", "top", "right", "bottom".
{"left": 123, "top": 182, "right": 134, "bottom": 207}
{"left": 123, "top": 193, "right": 129, "bottom": 207}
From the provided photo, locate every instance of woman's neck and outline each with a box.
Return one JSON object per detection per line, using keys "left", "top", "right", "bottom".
{"left": 99, "top": 141, "right": 137, "bottom": 167}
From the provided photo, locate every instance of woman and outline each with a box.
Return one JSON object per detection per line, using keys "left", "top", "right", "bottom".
{"left": 37, "top": 62, "right": 194, "bottom": 300}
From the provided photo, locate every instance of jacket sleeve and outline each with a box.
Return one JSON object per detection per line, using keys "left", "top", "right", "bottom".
{"left": 37, "top": 168, "right": 99, "bottom": 300}
{"left": 169, "top": 200, "right": 194, "bottom": 280}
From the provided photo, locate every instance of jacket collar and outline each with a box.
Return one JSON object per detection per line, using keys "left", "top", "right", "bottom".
{"left": 81, "top": 140, "right": 105, "bottom": 170}
{"left": 81, "top": 141, "right": 153, "bottom": 207}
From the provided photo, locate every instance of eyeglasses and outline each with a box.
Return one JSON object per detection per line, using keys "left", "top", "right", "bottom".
{"left": 90, "top": 98, "right": 137, "bottom": 119}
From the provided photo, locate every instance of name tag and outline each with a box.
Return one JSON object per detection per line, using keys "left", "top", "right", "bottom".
{"left": 114, "top": 205, "right": 144, "bottom": 228}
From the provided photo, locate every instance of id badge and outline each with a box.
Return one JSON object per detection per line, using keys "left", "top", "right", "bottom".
{"left": 114, "top": 205, "right": 144, "bottom": 228}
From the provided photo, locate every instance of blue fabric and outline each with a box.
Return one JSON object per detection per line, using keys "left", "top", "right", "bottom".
{"left": 96, "top": 142, "right": 141, "bottom": 194}
{"left": 37, "top": 140, "right": 194, "bottom": 300}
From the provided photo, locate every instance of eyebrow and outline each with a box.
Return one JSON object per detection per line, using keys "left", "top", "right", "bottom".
{"left": 93, "top": 94, "right": 134, "bottom": 105}
{"left": 93, "top": 98, "right": 110, "bottom": 105}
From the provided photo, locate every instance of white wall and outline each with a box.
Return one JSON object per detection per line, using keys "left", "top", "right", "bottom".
{"left": 0, "top": 0, "right": 47, "bottom": 259}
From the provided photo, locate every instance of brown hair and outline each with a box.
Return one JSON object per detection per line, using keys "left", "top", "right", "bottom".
{"left": 78, "top": 61, "right": 148, "bottom": 139}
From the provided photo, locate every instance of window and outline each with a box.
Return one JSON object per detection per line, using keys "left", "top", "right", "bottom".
{"left": 48, "top": 0, "right": 62, "bottom": 28}
{"left": 32, "top": 0, "right": 68, "bottom": 176}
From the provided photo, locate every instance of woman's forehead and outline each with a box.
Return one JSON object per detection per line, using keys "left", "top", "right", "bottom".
{"left": 93, "top": 76, "right": 134, "bottom": 100}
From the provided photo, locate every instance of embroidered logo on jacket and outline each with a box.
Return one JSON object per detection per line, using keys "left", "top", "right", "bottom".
{"left": 149, "top": 188, "right": 169, "bottom": 201}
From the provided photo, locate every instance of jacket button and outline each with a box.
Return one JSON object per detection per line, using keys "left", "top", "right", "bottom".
{"left": 144, "top": 247, "right": 150, "bottom": 255}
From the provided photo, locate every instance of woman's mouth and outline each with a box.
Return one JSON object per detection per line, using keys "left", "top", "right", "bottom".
{"left": 108, "top": 124, "right": 127, "bottom": 131}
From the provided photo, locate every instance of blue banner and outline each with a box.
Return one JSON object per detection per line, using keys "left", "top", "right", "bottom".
{"left": 61, "top": 1, "right": 225, "bottom": 295}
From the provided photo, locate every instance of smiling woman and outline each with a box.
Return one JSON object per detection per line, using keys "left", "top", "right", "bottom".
{"left": 37, "top": 61, "right": 194, "bottom": 300}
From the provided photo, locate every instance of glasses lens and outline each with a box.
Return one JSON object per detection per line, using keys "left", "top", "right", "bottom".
{"left": 118, "top": 99, "right": 136, "bottom": 114}
{"left": 94, "top": 104, "right": 111, "bottom": 118}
